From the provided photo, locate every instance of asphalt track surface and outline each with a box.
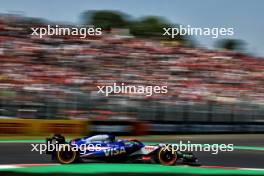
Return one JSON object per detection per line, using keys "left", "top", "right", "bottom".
{"left": 0, "top": 134, "right": 263, "bottom": 168}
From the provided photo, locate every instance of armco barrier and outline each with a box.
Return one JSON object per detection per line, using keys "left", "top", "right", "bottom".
{"left": 89, "top": 120, "right": 149, "bottom": 136}
{"left": 2, "top": 119, "right": 263, "bottom": 136}
{"left": 148, "top": 121, "right": 264, "bottom": 134}
{"left": 0, "top": 119, "right": 87, "bottom": 136}
{"left": 90, "top": 120, "right": 132, "bottom": 135}
{"left": 131, "top": 121, "right": 149, "bottom": 136}
{"left": 37, "top": 120, "right": 87, "bottom": 135}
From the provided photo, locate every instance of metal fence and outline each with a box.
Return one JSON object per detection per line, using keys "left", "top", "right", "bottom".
{"left": 1, "top": 92, "right": 263, "bottom": 123}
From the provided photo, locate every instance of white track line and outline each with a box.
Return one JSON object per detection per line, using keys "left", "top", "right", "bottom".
{"left": 0, "top": 163, "right": 60, "bottom": 170}
{"left": 201, "top": 165, "right": 264, "bottom": 171}
{"left": 0, "top": 165, "right": 21, "bottom": 169}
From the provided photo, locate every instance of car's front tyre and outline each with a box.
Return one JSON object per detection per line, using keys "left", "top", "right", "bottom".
{"left": 56, "top": 149, "right": 77, "bottom": 164}
{"left": 157, "top": 148, "right": 177, "bottom": 165}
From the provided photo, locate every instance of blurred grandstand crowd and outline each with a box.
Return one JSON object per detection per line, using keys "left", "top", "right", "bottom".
{"left": 0, "top": 14, "right": 264, "bottom": 121}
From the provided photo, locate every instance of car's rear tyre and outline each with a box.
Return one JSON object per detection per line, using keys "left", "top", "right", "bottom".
{"left": 158, "top": 148, "right": 177, "bottom": 165}
{"left": 56, "top": 149, "right": 77, "bottom": 164}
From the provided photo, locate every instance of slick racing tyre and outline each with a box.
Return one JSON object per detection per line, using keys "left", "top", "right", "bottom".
{"left": 56, "top": 147, "right": 77, "bottom": 164}
{"left": 158, "top": 147, "right": 177, "bottom": 165}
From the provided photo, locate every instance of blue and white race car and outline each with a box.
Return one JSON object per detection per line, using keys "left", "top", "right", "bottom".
{"left": 46, "top": 134, "right": 199, "bottom": 166}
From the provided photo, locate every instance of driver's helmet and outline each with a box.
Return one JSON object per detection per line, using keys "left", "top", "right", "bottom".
{"left": 108, "top": 134, "right": 116, "bottom": 142}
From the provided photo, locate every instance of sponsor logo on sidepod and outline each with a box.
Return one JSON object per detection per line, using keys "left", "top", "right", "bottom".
{"left": 104, "top": 147, "right": 126, "bottom": 156}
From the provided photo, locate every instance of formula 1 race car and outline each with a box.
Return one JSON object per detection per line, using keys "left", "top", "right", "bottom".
{"left": 46, "top": 134, "right": 199, "bottom": 166}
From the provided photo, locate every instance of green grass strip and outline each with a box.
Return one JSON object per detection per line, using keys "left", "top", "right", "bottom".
{"left": 2, "top": 163, "right": 264, "bottom": 175}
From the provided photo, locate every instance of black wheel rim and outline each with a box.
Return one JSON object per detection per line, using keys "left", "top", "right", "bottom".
{"left": 59, "top": 151, "right": 75, "bottom": 162}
